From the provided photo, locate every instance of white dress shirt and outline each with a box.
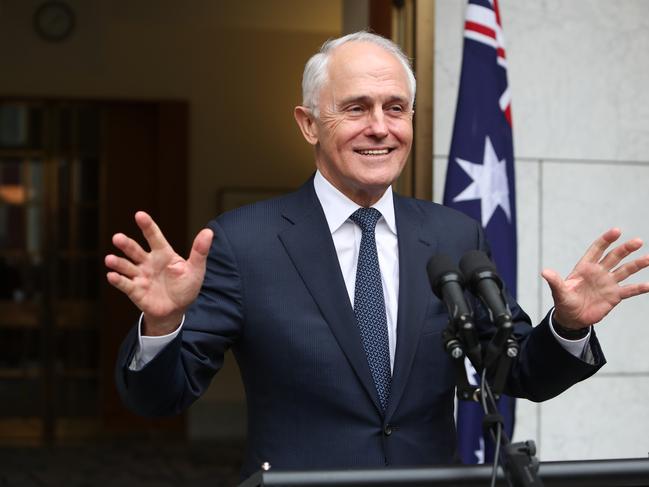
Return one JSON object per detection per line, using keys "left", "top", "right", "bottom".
{"left": 313, "top": 170, "right": 399, "bottom": 371}
{"left": 130, "top": 171, "right": 590, "bottom": 370}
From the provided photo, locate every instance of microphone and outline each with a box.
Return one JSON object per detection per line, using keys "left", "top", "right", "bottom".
{"left": 459, "top": 250, "right": 513, "bottom": 368}
{"left": 459, "top": 250, "right": 512, "bottom": 326}
{"left": 427, "top": 254, "right": 482, "bottom": 369}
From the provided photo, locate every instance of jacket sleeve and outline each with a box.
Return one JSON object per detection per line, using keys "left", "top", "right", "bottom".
{"left": 114, "top": 219, "right": 244, "bottom": 417}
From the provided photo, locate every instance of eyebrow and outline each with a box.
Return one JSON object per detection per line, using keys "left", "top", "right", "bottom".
{"left": 337, "top": 95, "right": 410, "bottom": 107}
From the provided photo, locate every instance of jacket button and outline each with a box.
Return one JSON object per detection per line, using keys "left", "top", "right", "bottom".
{"left": 383, "top": 424, "right": 393, "bottom": 436}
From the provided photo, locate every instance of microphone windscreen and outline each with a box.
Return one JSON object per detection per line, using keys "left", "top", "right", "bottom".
{"left": 426, "top": 254, "right": 462, "bottom": 298}
{"left": 459, "top": 250, "right": 496, "bottom": 278}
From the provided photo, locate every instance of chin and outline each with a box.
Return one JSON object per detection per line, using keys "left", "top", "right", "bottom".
{"left": 358, "top": 163, "right": 404, "bottom": 185}
{"left": 353, "top": 172, "right": 399, "bottom": 193}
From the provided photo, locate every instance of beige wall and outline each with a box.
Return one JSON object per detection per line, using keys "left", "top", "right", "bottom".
{"left": 0, "top": 0, "right": 341, "bottom": 438}
{"left": 0, "top": 0, "right": 341, "bottom": 232}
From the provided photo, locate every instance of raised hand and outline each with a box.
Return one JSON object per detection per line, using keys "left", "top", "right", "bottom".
{"left": 105, "top": 211, "right": 214, "bottom": 335}
{"left": 541, "top": 228, "right": 649, "bottom": 330}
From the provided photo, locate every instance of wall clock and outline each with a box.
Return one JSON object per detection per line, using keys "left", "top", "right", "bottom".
{"left": 33, "top": 1, "right": 75, "bottom": 42}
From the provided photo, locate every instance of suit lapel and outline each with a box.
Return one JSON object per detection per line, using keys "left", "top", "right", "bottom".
{"left": 277, "top": 181, "right": 383, "bottom": 414}
{"left": 386, "top": 194, "right": 437, "bottom": 419}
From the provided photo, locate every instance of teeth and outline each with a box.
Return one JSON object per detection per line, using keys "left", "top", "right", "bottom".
{"left": 358, "top": 149, "right": 389, "bottom": 155}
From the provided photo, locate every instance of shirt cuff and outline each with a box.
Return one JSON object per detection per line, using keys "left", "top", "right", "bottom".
{"left": 549, "top": 309, "right": 590, "bottom": 359}
{"left": 128, "top": 313, "right": 184, "bottom": 371}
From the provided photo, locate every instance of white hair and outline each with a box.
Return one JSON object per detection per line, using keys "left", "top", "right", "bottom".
{"left": 301, "top": 31, "right": 417, "bottom": 117}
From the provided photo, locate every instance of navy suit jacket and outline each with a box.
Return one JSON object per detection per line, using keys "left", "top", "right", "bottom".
{"left": 116, "top": 178, "right": 604, "bottom": 478}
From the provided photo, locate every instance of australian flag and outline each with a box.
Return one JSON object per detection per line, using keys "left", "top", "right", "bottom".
{"left": 442, "top": 0, "right": 517, "bottom": 464}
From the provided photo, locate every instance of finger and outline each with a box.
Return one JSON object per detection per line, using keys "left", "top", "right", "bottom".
{"left": 577, "top": 228, "right": 622, "bottom": 266}
{"left": 619, "top": 281, "right": 649, "bottom": 300}
{"left": 112, "top": 233, "right": 148, "bottom": 263}
{"left": 612, "top": 254, "right": 649, "bottom": 282}
{"left": 135, "top": 211, "right": 171, "bottom": 251}
{"left": 104, "top": 254, "right": 140, "bottom": 279}
{"left": 599, "top": 238, "right": 643, "bottom": 270}
{"left": 106, "top": 271, "right": 135, "bottom": 296}
{"left": 187, "top": 228, "right": 214, "bottom": 269}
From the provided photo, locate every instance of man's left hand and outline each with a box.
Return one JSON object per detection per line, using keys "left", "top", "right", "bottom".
{"left": 542, "top": 228, "right": 649, "bottom": 330}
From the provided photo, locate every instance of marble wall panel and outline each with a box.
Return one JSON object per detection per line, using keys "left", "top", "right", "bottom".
{"left": 511, "top": 398, "right": 540, "bottom": 449}
{"left": 541, "top": 161, "right": 649, "bottom": 374}
{"left": 503, "top": 0, "right": 649, "bottom": 162}
{"left": 433, "top": 0, "right": 464, "bottom": 157}
{"left": 515, "top": 160, "right": 542, "bottom": 325}
{"left": 537, "top": 376, "right": 649, "bottom": 461}
{"left": 432, "top": 156, "right": 448, "bottom": 203}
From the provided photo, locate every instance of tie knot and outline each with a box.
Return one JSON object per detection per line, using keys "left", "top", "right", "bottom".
{"left": 350, "top": 207, "right": 382, "bottom": 233}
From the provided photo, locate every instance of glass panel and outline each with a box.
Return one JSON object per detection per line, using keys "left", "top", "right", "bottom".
{"left": 55, "top": 377, "right": 98, "bottom": 417}
{"left": 22, "top": 254, "right": 43, "bottom": 302}
{"left": 0, "top": 256, "right": 25, "bottom": 301}
{"left": 0, "top": 158, "right": 26, "bottom": 209}
{"left": 57, "top": 159, "right": 70, "bottom": 208}
{"left": 0, "top": 206, "right": 26, "bottom": 250}
{"left": 0, "top": 329, "right": 40, "bottom": 367}
{"left": 0, "top": 106, "right": 28, "bottom": 148}
{"left": 28, "top": 159, "right": 43, "bottom": 203}
{"left": 0, "top": 158, "right": 22, "bottom": 185}
{"left": 28, "top": 107, "right": 44, "bottom": 150}
{"left": 57, "top": 206, "right": 69, "bottom": 250}
{"left": 0, "top": 378, "right": 42, "bottom": 417}
{"left": 56, "top": 257, "right": 99, "bottom": 299}
{"left": 26, "top": 206, "right": 41, "bottom": 255}
{"left": 56, "top": 257, "right": 71, "bottom": 299}
{"left": 79, "top": 257, "right": 100, "bottom": 300}
{"left": 0, "top": 326, "right": 41, "bottom": 417}
{"left": 77, "top": 206, "right": 98, "bottom": 250}
{"left": 77, "top": 157, "right": 99, "bottom": 204}
{"left": 58, "top": 107, "right": 72, "bottom": 152}
{"left": 77, "top": 107, "right": 100, "bottom": 157}
{"left": 0, "top": 105, "right": 44, "bottom": 149}
{"left": 0, "top": 254, "right": 43, "bottom": 302}
{"left": 57, "top": 329, "right": 98, "bottom": 370}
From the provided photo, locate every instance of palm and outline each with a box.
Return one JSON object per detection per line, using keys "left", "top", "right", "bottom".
{"left": 549, "top": 262, "right": 621, "bottom": 326}
{"left": 543, "top": 229, "right": 649, "bottom": 329}
{"left": 105, "top": 211, "right": 213, "bottom": 332}
{"left": 131, "top": 248, "right": 202, "bottom": 318}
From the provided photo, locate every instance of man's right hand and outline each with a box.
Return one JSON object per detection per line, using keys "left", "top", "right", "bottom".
{"left": 105, "top": 211, "right": 214, "bottom": 336}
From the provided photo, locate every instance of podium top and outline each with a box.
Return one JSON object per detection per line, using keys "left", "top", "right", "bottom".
{"left": 238, "top": 458, "right": 649, "bottom": 487}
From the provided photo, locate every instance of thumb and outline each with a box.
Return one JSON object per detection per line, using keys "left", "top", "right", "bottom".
{"left": 187, "top": 228, "right": 214, "bottom": 270}
{"left": 541, "top": 268, "right": 564, "bottom": 298}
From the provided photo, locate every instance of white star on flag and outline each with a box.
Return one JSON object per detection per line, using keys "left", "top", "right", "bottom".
{"left": 452, "top": 136, "right": 512, "bottom": 227}
{"left": 474, "top": 437, "right": 486, "bottom": 464}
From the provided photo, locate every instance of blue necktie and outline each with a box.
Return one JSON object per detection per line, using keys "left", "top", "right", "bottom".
{"left": 350, "top": 207, "right": 391, "bottom": 412}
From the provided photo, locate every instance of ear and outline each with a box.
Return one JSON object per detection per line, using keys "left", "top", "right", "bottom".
{"left": 294, "top": 106, "right": 319, "bottom": 145}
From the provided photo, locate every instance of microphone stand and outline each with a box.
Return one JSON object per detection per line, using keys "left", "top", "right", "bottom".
{"left": 441, "top": 316, "right": 543, "bottom": 487}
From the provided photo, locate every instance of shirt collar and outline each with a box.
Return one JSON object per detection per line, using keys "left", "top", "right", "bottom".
{"left": 313, "top": 170, "right": 397, "bottom": 235}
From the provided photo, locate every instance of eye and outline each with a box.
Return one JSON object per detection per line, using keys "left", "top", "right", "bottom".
{"left": 387, "top": 104, "right": 405, "bottom": 114}
{"left": 345, "top": 105, "right": 365, "bottom": 114}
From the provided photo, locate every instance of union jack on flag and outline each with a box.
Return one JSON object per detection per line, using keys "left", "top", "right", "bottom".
{"left": 442, "top": 0, "right": 517, "bottom": 464}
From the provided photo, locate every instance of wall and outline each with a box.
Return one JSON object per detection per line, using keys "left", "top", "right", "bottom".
{"left": 0, "top": 0, "right": 341, "bottom": 439}
{"left": 434, "top": 0, "right": 649, "bottom": 460}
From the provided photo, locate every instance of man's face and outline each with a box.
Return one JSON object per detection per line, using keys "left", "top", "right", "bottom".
{"left": 298, "top": 42, "right": 413, "bottom": 206}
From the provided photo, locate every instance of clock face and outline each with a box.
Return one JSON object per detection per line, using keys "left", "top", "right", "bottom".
{"left": 34, "top": 1, "right": 75, "bottom": 42}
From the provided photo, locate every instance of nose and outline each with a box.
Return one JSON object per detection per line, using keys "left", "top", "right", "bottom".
{"left": 366, "top": 107, "right": 389, "bottom": 138}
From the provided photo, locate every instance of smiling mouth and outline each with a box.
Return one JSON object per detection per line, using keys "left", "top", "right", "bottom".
{"left": 355, "top": 148, "right": 393, "bottom": 156}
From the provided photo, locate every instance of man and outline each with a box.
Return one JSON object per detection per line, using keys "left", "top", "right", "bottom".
{"left": 106, "top": 32, "right": 649, "bottom": 478}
